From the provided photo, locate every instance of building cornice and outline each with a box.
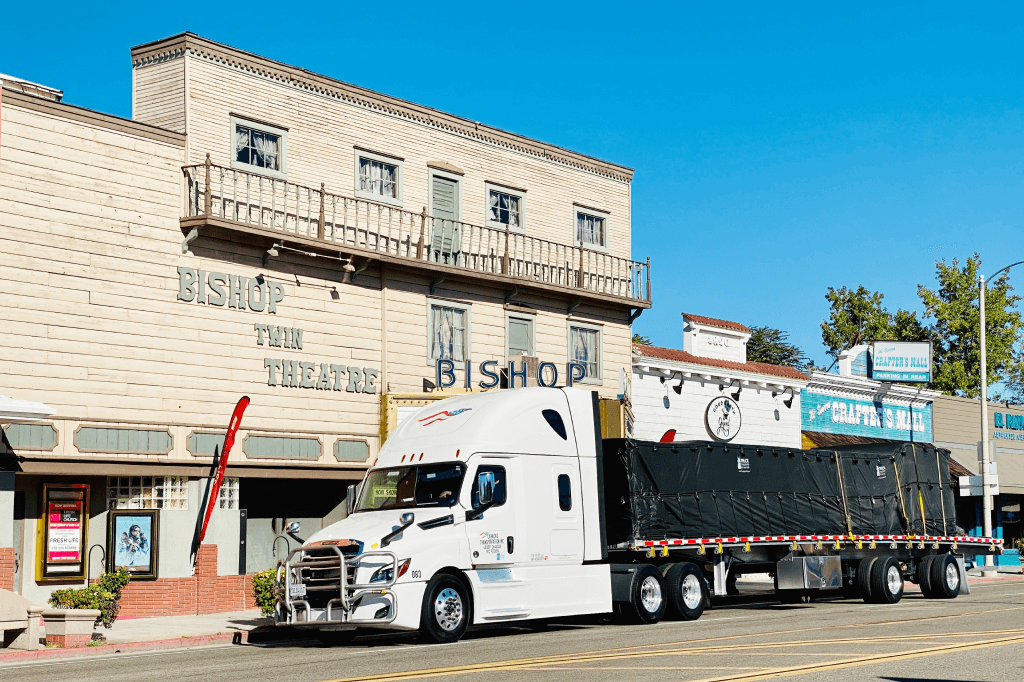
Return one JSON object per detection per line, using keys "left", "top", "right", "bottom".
{"left": 635, "top": 356, "right": 808, "bottom": 390}
{"left": 805, "top": 371, "right": 939, "bottom": 406}
{"left": 130, "top": 33, "right": 634, "bottom": 183}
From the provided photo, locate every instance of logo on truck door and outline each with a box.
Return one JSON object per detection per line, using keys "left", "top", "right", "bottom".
{"left": 418, "top": 408, "right": 472, "bottom": 426}
{"left": 705, "top": 396, "right": 742, "bottom": 442}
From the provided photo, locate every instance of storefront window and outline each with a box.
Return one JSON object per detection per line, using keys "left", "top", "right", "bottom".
{"left": 107, "top": 476, "right": 188, "bottom": 510}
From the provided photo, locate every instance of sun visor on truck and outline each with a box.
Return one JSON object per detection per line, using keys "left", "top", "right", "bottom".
{"left": 602, "top": 439, "right": 958, "bottom": 547}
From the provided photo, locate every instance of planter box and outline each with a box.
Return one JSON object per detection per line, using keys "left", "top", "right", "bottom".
{"left": 42, "top": 609, "right": 99, "bottom": 648}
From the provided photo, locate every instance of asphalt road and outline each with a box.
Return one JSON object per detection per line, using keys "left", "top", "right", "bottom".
{"left": 5, "top": 578, "right": 1024, "bottom": 682}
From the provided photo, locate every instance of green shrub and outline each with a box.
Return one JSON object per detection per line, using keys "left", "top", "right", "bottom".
{"left": 49, "top": 567, "right": 131, "bottom": 629}
{"left": 251, "top": 568, "right": 277, "bottom": 617}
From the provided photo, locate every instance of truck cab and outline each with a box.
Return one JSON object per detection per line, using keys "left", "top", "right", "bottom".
{"left": 276, "top": 387, "right": 613, "bottom": 642}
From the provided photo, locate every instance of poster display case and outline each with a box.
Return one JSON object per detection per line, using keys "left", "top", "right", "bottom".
{"left": 36, "top": 483, "right": 90, "bottom": 581}
{"left": 107, "top": 509, "right": 159, "bottom": 579}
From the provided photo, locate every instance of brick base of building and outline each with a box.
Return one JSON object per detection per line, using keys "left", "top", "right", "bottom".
{"left": 0, "top": 547, "right": 14, "bottom": 592}
{"left": 107, "top": 545, "right": 258, "bottom": 619}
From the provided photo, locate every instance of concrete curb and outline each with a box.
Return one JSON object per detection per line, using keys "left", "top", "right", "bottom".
{"left": 0, "top": 631, "right": 249, "bottom": 662}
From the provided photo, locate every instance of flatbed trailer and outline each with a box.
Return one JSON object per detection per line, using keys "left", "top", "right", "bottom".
{"left": 275, "top": 387, "right": 1002, "bottom": 642}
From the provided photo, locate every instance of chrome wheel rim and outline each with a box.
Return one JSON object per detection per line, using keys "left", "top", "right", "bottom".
{"left": 433, "top": 587, "right": 463, "bottom": 631}
{"left": 945, "top": 562, "right": 959, "bottom": 591}
{"left": 886, "top": 565, "right": 902, "bottom": 595}
{"left": 681, "top": 574, "right": 702, "bottom": 610}
{"left": 640, "top": 575, "right": 663, "bottom": 613}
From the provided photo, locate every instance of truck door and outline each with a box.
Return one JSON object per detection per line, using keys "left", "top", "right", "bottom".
{"left": 550, "top": 462, "right": 584, "bottom": 561}
{"left": 466, "top": 457, "right": 517, "bottom": 567}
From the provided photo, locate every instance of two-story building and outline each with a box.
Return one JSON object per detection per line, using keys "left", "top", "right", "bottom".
{"left": 0, "top": 33, "right": 649, "bottom": 612}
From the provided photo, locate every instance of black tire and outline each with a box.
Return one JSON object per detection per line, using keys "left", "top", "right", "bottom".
{"left": 419, "top": 573, "right": 471, "bottom": 644}
{"left": 916, "top": 556, "right": 936, "bottom": 598}
{"left": 664, "top": 562, "right": 708, "bottom": 620}
{"left": 929, "top": 554, "right": 961, "bottom": 599}
{"left": 870, "top": 557, "right": 904, "bottom": 604}
{"left": 620, "top": 564, "right": 667, "bottom": 624}
{"left": 315, "top": 629, "right": 357, "bottom": 646}
{"left": 856, "top": 557, "right": 878, "bottom": 602}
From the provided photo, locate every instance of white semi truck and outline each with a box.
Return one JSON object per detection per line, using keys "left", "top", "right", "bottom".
{"left": 275, "top": 387, "right": 1002, "bottom": 643}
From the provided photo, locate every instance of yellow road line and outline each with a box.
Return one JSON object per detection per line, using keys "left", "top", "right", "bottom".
{"left": 317, "top": 606, "right": 1024, "bottom": 682}
{"left": 685, "top": 633, "right": 1024, "bottom": 682}
{"left": 320, "top": 629, "right": 1024, "bottom": 681}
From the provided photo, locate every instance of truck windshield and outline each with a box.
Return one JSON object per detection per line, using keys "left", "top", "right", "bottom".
{"left": 355, "top": 463, "right": 465, "bottom": 512}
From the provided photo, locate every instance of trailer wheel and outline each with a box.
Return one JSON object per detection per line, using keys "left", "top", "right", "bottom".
{"left": 619, "top": 564, "right": 667, "bottom": 624}
{"left": 869, "top": 557, "right": 904, "bottom": 604}
{"left": 916, "top": 556, "right": 936, "bottom": 598}
{"left": 929, "top": 554, "right": 960, "bottom": 599}
{"left": 856, "top": 557, "right": 878, "bottom": 602}
{"left": 664, "top": 563, "right": 708, "bottom": 620}
{"left": 419, "top": 574, "right": 470, "bottom": 643}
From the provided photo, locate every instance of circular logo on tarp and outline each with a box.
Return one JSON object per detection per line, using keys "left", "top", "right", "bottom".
{"left": 705, "top": 396, "right": 741, "bottom": 442}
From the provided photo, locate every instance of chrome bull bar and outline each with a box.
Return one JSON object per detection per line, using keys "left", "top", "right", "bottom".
{"left": 277, "top": 545, "right": 399, "bottom": 626}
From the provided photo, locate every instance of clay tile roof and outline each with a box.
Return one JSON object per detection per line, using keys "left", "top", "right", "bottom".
{"left": 682, "top": 313, "right": 751, "bottom": 334}
{"left": 634, "top": 344, "right": 808, "bottom": 381}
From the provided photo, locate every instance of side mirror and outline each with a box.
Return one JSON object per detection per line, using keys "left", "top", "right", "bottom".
{"left": 346, "top": 484, "right": 357, "bottom": 516}
{"left": 477, "top": 471, "right": 495, "bottom": 507}
{"left": 286, "top": 521, "right": 301, "bottom": 534}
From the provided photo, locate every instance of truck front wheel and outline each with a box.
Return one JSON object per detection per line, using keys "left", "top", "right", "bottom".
{"left": 419, "top": 574, "right": 470, "bottom": 644}
{"left": 664, "top": 562, "right": 708, "bottom": 620}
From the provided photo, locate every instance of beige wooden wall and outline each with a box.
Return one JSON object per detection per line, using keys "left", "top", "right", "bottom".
{"left": 132, "top": 53, "right": 634, "bottom": 261}
{"left": 0, "top": 95, "right": 383, "bottom": 466}
{"left": 0, "top": 91, "right": 629, "bottom": 472}
{"left": 133, "top": 57, "right": 185, "bottom": 134}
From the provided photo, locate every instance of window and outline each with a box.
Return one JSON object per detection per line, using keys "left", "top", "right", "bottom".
{"left": 471, "top": 465, "right": 507, "bottom": 509}
{"left": 575, "top": 206, "right": 609, "bottom": 251}
{"left": 428, "top": 299, "right": 470, "bottom": 365}
{"left": 354, "top": 148, "right": 403, "bottom": 206}
{"left": 542, "top": 410, "right": 568, "bottom": 440}
{"left": 230, "top": 116, "right": 287, "bottom": 180}
{"left": 219, "top": 478, "right": 240, "bottom": 510}
{"left": 506, "top": 313, "right": 535, "bottom": 360}
{"left": 568, "top": 322, "right": 602, "bottom": 383}
{"left": 355, "top": 463, "right": 466, "bottom": 511}
{"left": 485, "top": 183, "right": 525, "bottom": 232}
{"left": 107, "top": 476, "right": 188, "bottom": 510}
{"left": 557, "top": 474, "right": 572, "bottom": 511}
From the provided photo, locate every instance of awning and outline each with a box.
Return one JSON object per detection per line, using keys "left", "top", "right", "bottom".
{"left": 0, "top": 394, "right": 56, "bottom": 421}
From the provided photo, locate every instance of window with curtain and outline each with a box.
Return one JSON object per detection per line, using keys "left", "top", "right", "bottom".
{"left": 575, "top": 210, "right": 606, "bottom": 248}
{"left": 507, "top": 316, "right": 534, "bottom": 358}
{"left": 359, "top": 157, "right": 398, "bottom": 199}
{"left": 489, "top": 190, "right": 521, "bottom": 229}
{"left": 234, "top": 124, "right": 281, "bottom": 171}
{"left": 430, "top": 303, "right": 469, "bottom": 363}
{"left": 569, "top": 325, "right": 600, "bottom": 380}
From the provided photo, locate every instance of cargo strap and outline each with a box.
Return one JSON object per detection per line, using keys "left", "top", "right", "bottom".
{"left": 891, "top": 454, "right": 913, "bottom": 537}
{"left": 833, "top": 451, "right": 854, "bottom": 537}
{"left": 934, "top": 446, "right": 948, "bottom": 533}
{"left": 911, "top": 444, "right": 928, "bottom": 534}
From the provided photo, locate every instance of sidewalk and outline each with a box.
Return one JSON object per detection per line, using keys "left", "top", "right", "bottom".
{"left": 0, "top": 609, "right": 275, "bottom": 663}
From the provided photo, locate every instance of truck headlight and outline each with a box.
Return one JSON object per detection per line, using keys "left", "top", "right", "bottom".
{"left": 370, "top": 559, "right": 411, "bottom": 583}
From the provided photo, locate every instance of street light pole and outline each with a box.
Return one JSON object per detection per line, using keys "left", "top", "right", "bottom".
{"left": 978, "top": 260, "right": 1024, "bottom": 574}
{"left": 978, "top": 274, "right": 993, "bottom": 572}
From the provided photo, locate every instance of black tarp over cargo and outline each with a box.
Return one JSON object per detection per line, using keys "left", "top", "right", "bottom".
{"left": 602, "top": 440, "right": 958, "bottom": 546}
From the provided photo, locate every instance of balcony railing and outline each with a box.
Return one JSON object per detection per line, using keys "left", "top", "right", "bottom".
{"left": 183, "top": 159, "right": 651, "bottom": 305}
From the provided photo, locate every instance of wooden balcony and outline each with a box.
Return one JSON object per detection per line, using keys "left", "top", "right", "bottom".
{"left": 181, "top": 159, "right": 651, "bottom": 311}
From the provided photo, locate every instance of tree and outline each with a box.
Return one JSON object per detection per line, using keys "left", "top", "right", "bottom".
{"left": 918, "top": 254, "right": 1023, "bottom": 399}
{"left": 820, "top": 285, "right": 927, "bottom": 362}
{"left": 632, "top": 333, "right": 652, "bottom": 346}
{"left": 746, "top": 326, "right": 808, "bottom": 370}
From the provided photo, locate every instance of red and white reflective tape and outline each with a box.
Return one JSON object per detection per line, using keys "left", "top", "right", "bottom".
{"left": 637, "top": 534, "right": 1003, "bottom": 549}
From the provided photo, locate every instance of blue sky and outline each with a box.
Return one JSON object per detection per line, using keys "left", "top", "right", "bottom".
{"left": 3, "top": 2, "right": 1023, "bottom": 366}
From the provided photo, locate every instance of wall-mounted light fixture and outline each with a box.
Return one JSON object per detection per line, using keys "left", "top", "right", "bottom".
{"left": 772, "top": 386, "right": 795, "bottom": 408}
{"left": 721, "top": 378, "right": 741, "bottom": 400}
{"left": 263, "top": 242, "right": 282, "bottom": 267}
{"left": 330, "top": 286, "right": 340, "bottom": 300}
